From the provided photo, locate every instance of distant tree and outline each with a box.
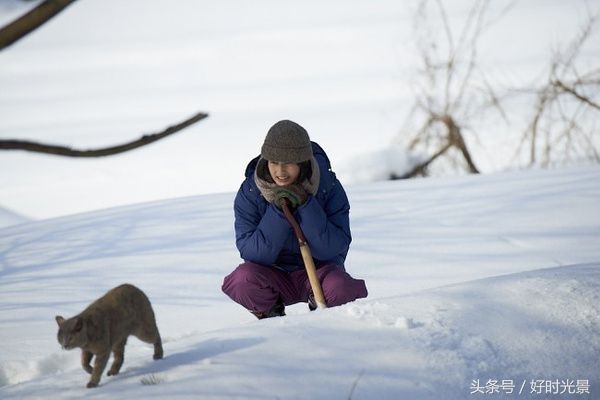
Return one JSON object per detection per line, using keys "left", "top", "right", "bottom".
{"left": 397, "top": 0, "right": 598, "bottom": 179}
{"left": 515, "top": 13, "right": 600, "bottom": 167}
{"left": 397, "top": 0, "right": 514, "bottom": 178}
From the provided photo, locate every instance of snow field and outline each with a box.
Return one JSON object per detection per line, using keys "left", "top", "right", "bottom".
{"left": 0, "top": 166, "right": 599, "bottom": 398}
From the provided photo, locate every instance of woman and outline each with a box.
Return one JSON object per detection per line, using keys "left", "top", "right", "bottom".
{"left": 222, "top": 120, "right": 368, "bottom": 319}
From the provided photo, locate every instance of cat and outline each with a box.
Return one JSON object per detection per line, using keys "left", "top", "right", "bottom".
{"left": 55, "top": 283, "right": 163, "bottom": 388}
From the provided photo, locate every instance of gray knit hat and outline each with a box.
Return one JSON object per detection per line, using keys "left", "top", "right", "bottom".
{"left": 261, "top": 120, "right": 313, "bottom": 163}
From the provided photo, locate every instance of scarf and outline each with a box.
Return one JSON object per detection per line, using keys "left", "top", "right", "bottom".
{"left": 254, "top": 156, "right": 321, "bottom": 203}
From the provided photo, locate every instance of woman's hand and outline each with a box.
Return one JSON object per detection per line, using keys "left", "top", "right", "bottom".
{"left": 273, "top": 184, "right": 308, "bottom": 208}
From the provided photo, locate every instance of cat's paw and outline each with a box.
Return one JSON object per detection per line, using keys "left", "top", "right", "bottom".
{"left": 153, "top": 344, "right": 163, "bottom": 360}
{"left": 107, "top": 368, "right": 120, "bottom": 376}
{"left": 86, "top": 381, "right": 98, "bottom": 389}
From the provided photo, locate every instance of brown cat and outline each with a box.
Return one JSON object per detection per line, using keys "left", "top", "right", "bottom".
{"left": 55, "top": 284, "right": 163, "bottom": 388}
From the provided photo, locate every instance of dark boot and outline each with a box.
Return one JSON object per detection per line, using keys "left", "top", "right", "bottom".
{"left": 251, "top": 299, "right": 286, "bottom": 320}
{"left": 307, "top": 291, "right": 317, "bottom": 312}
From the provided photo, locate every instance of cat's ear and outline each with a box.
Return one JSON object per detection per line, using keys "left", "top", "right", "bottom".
{"left": 73, "top": 317, "right": 83, "bottom": 332}
{"left": 55, "top": 316, "right": 65, "bottom": 326}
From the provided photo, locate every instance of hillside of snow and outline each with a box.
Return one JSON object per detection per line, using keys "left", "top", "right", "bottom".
{"left": 0, "top": 166, "right": 598, "bottom": 399}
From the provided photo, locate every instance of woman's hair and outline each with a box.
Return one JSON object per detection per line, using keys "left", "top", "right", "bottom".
{"left": 257, "top": 158, "right": 313, "bottom": 184}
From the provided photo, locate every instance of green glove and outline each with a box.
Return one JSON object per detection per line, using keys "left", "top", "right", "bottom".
{"left": 273, "top": 184, "right": 308, "bottom": 208}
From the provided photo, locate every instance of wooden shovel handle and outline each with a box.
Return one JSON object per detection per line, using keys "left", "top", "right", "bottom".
{"left": 280, "top": 199, "right": 327, "bottom": 309}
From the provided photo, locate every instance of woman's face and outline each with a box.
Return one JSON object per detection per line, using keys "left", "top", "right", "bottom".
{"left": 268, "top": 161, "right": 300, "bottom": 186}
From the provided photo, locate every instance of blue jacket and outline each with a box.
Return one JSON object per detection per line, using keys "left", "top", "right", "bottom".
{"left": 234, "top": 142, "right": 351, "bottom": 272}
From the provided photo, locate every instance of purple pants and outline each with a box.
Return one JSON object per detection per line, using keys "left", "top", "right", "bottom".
{"left": 222, "top": 262, "right": 368, "bottom": 314}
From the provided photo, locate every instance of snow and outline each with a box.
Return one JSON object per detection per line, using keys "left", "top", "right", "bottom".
{"left": 0, "top": 165, "right": 599, "bottom": 399}
{"left": 337, "top": 145, "right": 423, "bottom": 184}
{"left": 0, "top": 206, "right": 30, "bottom": 228}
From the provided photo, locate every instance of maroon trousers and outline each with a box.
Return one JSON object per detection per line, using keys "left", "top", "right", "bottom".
{"left": 222, "top": 262, "right": 368, "bottom": 314}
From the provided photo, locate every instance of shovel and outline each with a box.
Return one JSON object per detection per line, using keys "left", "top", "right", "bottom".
{"left": 280, "top": 199, "right": 327, "bottom": 309}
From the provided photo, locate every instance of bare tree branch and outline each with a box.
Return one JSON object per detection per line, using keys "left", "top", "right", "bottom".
{"left": 452, "top": 1, "right": 488, "bottom": 113}
{"left": 396, "top": 141, "right": 453, "bottom": 179}
{"left": 0, "top": 111, "right": 209, "bottom": 157}
{"left": 0, "top": 0, "right": 79, "bottom": 51}
{"left": 434, "top": 113, "right": 480, "bottom": 173}
{"left": 553, "top": 79, "right": 600, "bottom": 111}
{"left": 400, "top": 0, "right": 491, "bottom": 177}
{"left": 519, "top": 11, "right": 600, "bottom": 166}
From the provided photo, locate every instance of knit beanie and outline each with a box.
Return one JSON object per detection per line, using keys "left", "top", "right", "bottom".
{"left": 261, "top": 120, "right": 313, "bottom": 163}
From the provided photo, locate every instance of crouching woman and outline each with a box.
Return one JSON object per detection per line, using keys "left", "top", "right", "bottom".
{"left": 222, "top": 120, "right": 368, "bottom": 319}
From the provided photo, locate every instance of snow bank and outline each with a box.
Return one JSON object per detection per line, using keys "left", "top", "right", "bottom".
{"left": 1, "top": 264, "right": 598, "bottom": 399}
{"left": 0, "top": 166, "right": 599, "bottom": 399}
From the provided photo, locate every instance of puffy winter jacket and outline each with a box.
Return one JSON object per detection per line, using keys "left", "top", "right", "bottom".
{"left": 234, "top": 142, "right": 351, "bottom": 272}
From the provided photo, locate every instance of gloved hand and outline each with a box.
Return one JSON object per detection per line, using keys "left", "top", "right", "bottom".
{"left": 273, "top": 184, "right": 308, "bottom": 208}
